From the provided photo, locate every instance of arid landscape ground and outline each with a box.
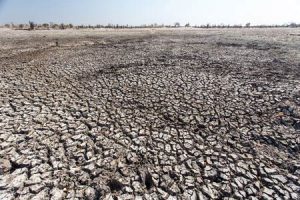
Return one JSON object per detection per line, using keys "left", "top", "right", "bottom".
{"left": 0, "top": 28, "right": 300, "bottom": 199}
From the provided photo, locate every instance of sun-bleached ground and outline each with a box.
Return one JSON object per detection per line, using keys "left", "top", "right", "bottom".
{"left": 0, "top": 28, "right": 300, "bottom": 199}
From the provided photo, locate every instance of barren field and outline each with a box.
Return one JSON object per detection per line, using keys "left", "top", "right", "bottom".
{"left": 0, "top": 28, "right": 300, "bottom": 200}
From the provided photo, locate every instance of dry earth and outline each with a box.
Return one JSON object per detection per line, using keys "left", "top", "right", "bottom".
{"left": 0, "top": 28, "right": 300, "bottom": 199}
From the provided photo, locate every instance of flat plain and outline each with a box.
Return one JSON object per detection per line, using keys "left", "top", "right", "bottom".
{"left": 0, "top": 28, "right": 300, "bottom": 199}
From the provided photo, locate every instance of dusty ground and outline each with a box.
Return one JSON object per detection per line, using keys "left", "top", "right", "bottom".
{"left": 0, "top": 28, "right": 300, "bottom": 200}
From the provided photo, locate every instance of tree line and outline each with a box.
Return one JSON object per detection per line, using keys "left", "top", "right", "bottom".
{"left": 1, "top": 22, "right": 300, "bottom": 30}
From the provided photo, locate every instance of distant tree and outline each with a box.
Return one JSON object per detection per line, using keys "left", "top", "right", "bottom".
{"left": 174, "top": 22, "right": 180, "bottom": 27}
{"left": 217, "top": 23, "right": 225, "bottom": 28}
{"left": 19, "top": 24, "right": 24, "bottom": 29}
{"left": 290, "top": 22, "right": 297, "bottom": 28}
{"left": 29, "top": 21, "right": 35, "bottom": 30}
{"left": 185, "top": 23, "right": 190, "bottom": 27}
{"left": 42, "top": 23, "right": 49, "bottom": 29}
{"left": 69, "top": 24, "right": 73, "bottom": 28}
{"left": 51, "top": 23, "right": 59, "bottom": 29}
{"left": 59, "top": 23, "right": 65, "bottom": 29}
{"left": 245, "top": 22, "right": 251, "bottom": 28}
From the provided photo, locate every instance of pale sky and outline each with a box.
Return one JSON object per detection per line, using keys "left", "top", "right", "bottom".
{"left": 0, "top": 0, "right": 299, "bottom": 25}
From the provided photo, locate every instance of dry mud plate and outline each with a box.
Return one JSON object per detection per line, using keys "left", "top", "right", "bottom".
{"left": 0, "top": 28, "right": 300, "bottom": 200}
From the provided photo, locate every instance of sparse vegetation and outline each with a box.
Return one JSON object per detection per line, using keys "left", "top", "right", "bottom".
{"left": 1, "top": 22, "right": 299, "bottom": 30}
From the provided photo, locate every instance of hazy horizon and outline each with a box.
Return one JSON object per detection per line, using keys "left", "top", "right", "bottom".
{"left": 0, "top": 0, "right": 299, "bottom": 26}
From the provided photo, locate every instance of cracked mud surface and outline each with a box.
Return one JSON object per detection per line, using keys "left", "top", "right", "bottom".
{"left": 0, "top": 28, "right": 300, "bottom": 199}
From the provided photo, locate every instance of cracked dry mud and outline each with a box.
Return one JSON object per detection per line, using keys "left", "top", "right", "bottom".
{"left": 0, "top": 28, "right": 300, "bottom": 200}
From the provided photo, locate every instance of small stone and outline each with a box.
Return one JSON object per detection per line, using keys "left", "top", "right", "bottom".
{"left": 0, "top": 192, "right": 14, "bottom": 200}
{"left": 132, "top": 181, "right": 142, "bottom": 193}
{"left": 50, "top": 187, "right": 65, "bottom": 200}
{"left": 294, "top": 121, "right": 300, "bottom": 130}
{"left": 202, "top": 184, "right": 217, "bottom": 199}
{"left": 264, "top": 167, "right": 277, "bottom": 174}
{"left": 169, "top": 183, "right": 180, "bottom": 194}
{"left": 220, "top": 173, "right": 230, "bottom": 181}
{"left": 262, "top": 177, "right": 274, "bottom": 185}
{"left": 157, "top": 188, "right": 169, "bottom": 199}
{"left": 249, "top": 197, "right": 259, "bottom": 200}
{"left": 197, "top": 191, "right": 209, "bottom": 200}
{"left": 291, "top": 192, "right": 299, "bottom": 199}
{"left": 263, "top": 187, "right": 274, "bottom": 196}
{"left": 0, "top": 159, "right": 11, "bottom": 174}
{"left": 234, "top": 191, "right": 245, "bottom": 199}
{"left": 124, "top": 186, "right": 133, "bottom": 193}
{"left": 271, "top": 174, "right": 287, "bottom": 184}
{"left": 204, "top": 166, "right": 218, "bottom": 180}
{"left": 220, "top": 184, "right": 232, "bottom": 196}
{"left": 167, "top": 196, "right": 177, "bottom": 200}
{"left": 135, "top": 196, "right": 143, "bottom": 200}
{"left": 29, "top": 184, "right": 44, "bottom": 194}
{"left": 84, "top": 187, "right": 96, "bottom": 200}
{"left": 32, "top": 189, "right": 49, "bottom": 200}
{"left": 10, "top": 173, "right": 27, "bottom": 188}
